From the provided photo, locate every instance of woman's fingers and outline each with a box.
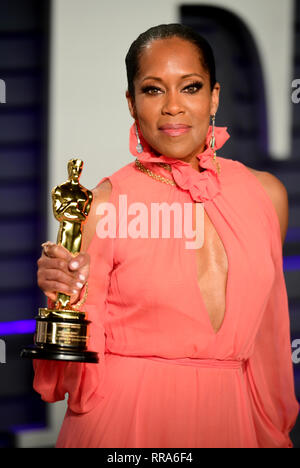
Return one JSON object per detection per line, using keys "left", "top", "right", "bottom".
{"left": 68, "top": 252, "right": 90, "bottom": 273}
{"left": 37, "top": 242, "right": 91, "bottom": 300}
{"left": 41, "top": 243, "right": 90, "bottom": 278}
{"left": 43, "top": 291, "right": 58, "bottom": 302}
{"left": 42, "top": 269, "right": 84, "bottom": 293}
{"left": 42, "top": 242, "right": 71, "bottom": 261}
{"left": 68, "top": 253, "right": 90, "bottom": 287}
{"left": 43, "top": 287, "right": 81, "bottom": 304}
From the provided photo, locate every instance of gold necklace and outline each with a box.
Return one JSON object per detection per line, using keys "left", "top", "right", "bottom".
{"left": 135, "top": 159, "right": 177, "bottom": 186}
{"left": 135, "top": 156, "right": 221, "bottom": 185}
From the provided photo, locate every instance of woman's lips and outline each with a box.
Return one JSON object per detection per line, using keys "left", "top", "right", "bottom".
{"left": 159, "top": 124, "right": 191, "bottom": 137}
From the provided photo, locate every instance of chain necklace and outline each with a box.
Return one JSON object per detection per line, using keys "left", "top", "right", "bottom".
{"left": 135, "top": 156, "right": 221, "bottom": 186}
{"left": 134, "top": 159, "right": 177, "bottom": 186}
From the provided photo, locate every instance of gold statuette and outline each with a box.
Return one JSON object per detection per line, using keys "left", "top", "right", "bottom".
{"left": 21, "top": 159, "right": 98, "bottom": 363}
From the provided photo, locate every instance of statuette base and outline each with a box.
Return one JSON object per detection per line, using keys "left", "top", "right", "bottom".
{"left": 21, "top": 307, "right": 99, "bottom": 363}
{"left": 21, "top": 345, "right": 98, "bottom": 363}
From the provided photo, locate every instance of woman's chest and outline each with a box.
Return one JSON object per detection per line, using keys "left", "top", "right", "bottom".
{"left": 108, "top": 195, "right": 275, "bottom": 335}
{"left": 193, "top": 208, "right": 229, "bottom": 333}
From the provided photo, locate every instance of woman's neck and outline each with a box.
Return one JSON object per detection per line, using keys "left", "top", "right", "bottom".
{"left": 150, "top": 146, "right": 207, "bottom": 173}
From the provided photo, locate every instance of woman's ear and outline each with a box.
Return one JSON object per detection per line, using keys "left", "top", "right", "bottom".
{"left": 210, "top": 82, "right": 220, "bottom": 116}
{"left": 126, "top": 90, "right": 137, "bottom": 120}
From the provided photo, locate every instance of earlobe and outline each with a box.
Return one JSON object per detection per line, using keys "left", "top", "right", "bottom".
{"left": 126, "top": 91, "right": 137, "bottom": 120}
{"left": 210, "top": 83, "right": 220, "bottom": 116}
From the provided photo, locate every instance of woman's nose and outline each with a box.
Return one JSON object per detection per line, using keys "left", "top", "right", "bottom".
{"left": 161, "top": 91, "right": 184, "bottom": 116}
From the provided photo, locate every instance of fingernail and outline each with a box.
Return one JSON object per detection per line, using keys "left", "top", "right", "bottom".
{"left": 79, "top": 274, "right": 85, "bottom": 281}
{"left": 73, "top": 289, "right": 78, "bottom": 294}
{"left": 76, "top": 282, "right": 83, "bottom": 289}
{"left": 70, "top": 261, "right": 79, "bottom": 269}
{"left": 41, "top": 241, "right": 53, "bottom": 248}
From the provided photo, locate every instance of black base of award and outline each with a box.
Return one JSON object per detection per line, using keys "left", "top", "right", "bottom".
{"left": 21, "top": 345, "right": 98, "bottom": 363}
{"left": 20, "top": 307, "right": 99, "bottom": 364}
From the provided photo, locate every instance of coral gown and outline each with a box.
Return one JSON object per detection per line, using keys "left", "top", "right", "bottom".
{"left": 33, "top": 124, "right": 299, "bottom": 448}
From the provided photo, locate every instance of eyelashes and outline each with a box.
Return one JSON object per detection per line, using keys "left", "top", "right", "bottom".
{"left": 141, "top": 81, "right": 204, "bottom": 95}
{"left": 141, "top": 85, "right": 160, "bottom": 95}
{"left": 183, "top": 81, "right": 204, "bottom": 93}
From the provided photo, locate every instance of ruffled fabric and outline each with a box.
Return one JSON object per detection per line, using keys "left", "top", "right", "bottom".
{"left": 129, "top": 123, "right": 230, "bottom": 203}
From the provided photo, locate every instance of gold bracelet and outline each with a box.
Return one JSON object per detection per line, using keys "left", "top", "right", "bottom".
{"left": 71, "top": 282, "right": 89, "bottom": 309}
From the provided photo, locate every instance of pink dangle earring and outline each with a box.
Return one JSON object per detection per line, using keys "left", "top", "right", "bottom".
{"left": 209, "top": 114, "right": 221, "bottom": 175}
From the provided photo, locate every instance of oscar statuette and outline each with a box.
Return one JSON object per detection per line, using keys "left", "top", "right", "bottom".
{"left": 21, "top": 159, "right": 98, "bottom": 363}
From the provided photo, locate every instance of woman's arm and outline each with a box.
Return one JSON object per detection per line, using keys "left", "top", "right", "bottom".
{"left": 244, "top": 168, "right": 299, "bottom": 447}
{"left": 33, "top": 178, "right": 114, "bottom": 413}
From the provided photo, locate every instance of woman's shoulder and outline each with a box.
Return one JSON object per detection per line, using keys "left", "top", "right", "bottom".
{"left": 91, "top": 162, "right": 135, "bottom": 198}
{"left": 81, "top": 164, "right": 136, "bottom": 250}
{"left": 219, "top": 157, "right": 288, "bottom": 245}
{"left": 223, "top": 157, "right": 287, "bottom": 200}
{"left": 243, "top": 166, "right": 288, "bottom": 245}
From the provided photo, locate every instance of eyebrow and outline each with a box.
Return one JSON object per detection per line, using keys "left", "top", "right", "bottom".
{"left": 141, "top": 73, "right": 205, "bottom": 82}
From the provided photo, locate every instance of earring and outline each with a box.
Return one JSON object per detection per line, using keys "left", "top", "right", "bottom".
{"left": 135, "top": 122, "right": 143, "bottom": 154}
{"left": 209, "top": 114, "right": 221, "bottom": 175}
{"left": 210, "top": 114, "right": 216, "bottom": 159}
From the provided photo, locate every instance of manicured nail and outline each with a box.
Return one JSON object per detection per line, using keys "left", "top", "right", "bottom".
{"left": 76, "top": 282, "right": 83, "bottom": 289}
{"left": 70, "top": 261, "right": 79, "bottom": 269}
{"left": 41, "top": 241, "right": 53, "bottom": 248}
{"left": 79, "top": 274, "right": 85, "bottom": 281}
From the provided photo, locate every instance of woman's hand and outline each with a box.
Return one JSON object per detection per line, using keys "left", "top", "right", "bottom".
{"left": 37, "top": 241, "right": 90, "bottom": 304}
{"left": 37, "top": 180, "right": 113, "bottom": 304}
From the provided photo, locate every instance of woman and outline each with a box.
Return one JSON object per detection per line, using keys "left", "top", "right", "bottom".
{"left": 34, "top": 24, "right": 299, "bottom": 448}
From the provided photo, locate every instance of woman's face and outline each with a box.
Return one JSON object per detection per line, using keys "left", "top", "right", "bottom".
{"left": 126, "top": 37, "right": 220, "bottom": 166}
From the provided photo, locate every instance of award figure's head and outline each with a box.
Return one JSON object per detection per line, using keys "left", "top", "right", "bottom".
{"left": 68, "top": 159, "right": 83, "bottom": 182}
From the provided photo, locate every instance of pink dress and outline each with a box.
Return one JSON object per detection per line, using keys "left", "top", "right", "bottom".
{"left": 33, "top": 124, "right": 299, "bottom": 448}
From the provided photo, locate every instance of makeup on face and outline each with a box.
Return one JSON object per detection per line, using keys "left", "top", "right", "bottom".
{"left": 127, "top": 37, "right": 219, "bottom": 168}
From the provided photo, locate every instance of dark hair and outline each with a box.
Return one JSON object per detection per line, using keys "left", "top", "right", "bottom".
{"left": 125, "top": 23, "right": 217, "bottom": 98}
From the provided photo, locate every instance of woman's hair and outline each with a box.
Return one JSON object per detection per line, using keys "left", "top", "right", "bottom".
{"left": 125, "top": 23, "right": 217, "bottom": 99}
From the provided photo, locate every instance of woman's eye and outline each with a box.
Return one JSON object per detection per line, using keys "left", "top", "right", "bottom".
{"left": 183, "top": 82, "right": 203, "bottom": 94}
{"left": 141, "top": 86, "right": 162, "bottom": 95}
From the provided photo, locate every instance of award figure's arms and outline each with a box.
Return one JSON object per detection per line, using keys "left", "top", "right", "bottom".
{"left": 83, "top": 191, "right": 93, "bottom": 218}
{"left": 52, "top": 187, "right": 86, "bottom": 222}
{"left": 51, "top": 187, "right": 66, "bottom": 219}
